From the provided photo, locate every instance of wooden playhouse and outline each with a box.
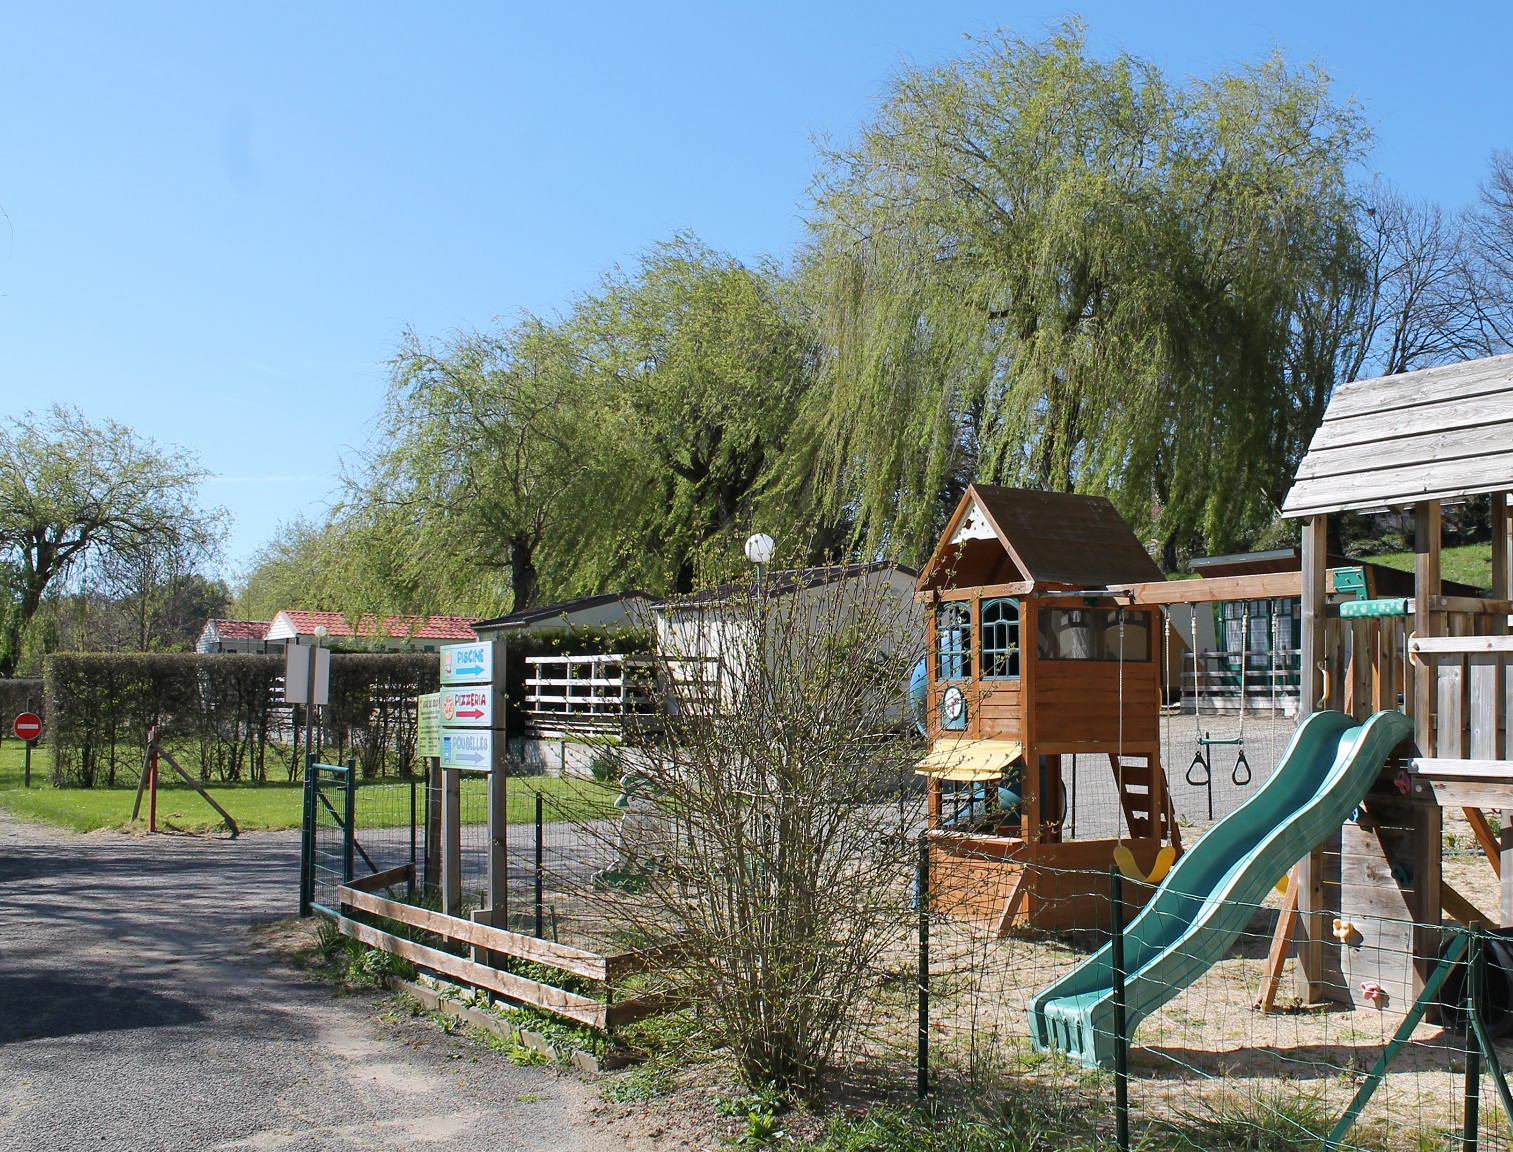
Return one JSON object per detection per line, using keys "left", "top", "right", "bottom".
{"left": 915, "top": 485, "right": 1182, "bottom": 933}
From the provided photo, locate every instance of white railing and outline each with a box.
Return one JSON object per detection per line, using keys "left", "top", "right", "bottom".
{"left": 523, "top": 654, "right": 660, "bottom": 733}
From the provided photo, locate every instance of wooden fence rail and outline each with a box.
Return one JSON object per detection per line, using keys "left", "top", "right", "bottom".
{"left": 332, "top": 865, "right": 675, "bottom": 1030}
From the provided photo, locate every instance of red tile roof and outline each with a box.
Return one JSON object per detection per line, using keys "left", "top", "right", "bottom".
{"left": 212, "top": 619, "right": 270, "bottom": 641}
{"left": 276, "top": 610, "right": 478, "bottom": 641}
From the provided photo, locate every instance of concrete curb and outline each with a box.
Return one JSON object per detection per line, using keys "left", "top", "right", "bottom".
{"left": 386, "top": 975, "right": 635, "bottom": 1072}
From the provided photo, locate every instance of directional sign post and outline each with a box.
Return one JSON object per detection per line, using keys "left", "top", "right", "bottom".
{"left": 12, "top": 712, "right": 40, "bottom": 789}
{"left": 437, "top": 639, "right": 507, "bottom": 922}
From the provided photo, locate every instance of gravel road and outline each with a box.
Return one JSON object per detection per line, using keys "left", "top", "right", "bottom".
{"left": 0, "top": 814, "right": 646, "bottom": 1152}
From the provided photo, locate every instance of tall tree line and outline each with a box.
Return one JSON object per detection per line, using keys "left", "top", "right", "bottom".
{"left": 240, "top": 24, "right": 1513, "bottom": 620}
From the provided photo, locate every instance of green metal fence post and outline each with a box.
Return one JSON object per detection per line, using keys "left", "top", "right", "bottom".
{"left": 1465, "top": 926, "right": 1484, "bottom": 1152}
{"left": 917, "top": 832, "right": 930, "bottom": 1100}
{"left": 1111, "top": 866, "right": 1129, "bottom": 1152}
{"left": 299, "top": 752, "right": 315, "bottom": 917}
{"left": 534, "top": 789, "right": 545, "bottom": 938}
{"left": 342, "top": 758, "right": 356, "bottom": 886}
{"left": 408, "top": 772, "right": 417, "bottom": 900}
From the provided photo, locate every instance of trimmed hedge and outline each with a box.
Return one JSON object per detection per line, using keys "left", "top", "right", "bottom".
{"left": 43, "top": 652, "right": 438, "bottom": 787}
{"left": 0, "top": 679, "right": 44, "bottom": 729}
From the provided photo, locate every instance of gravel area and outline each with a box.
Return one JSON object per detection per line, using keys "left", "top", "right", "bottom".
{"left": 0, "top": 814, "right": 663, "bottom": 1152}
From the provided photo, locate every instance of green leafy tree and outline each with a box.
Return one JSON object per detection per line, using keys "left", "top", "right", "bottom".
{"left": 796, "top": 22, "right": 1369, "bottom": 564}
{"left": 0, "top": 405, "right": 225, "bottom": 675}
{"left": 360, "top": 317, "right": 593, "bottom": 615}
{"left": 571, "top": 236, "right": 817, "bottom": 593}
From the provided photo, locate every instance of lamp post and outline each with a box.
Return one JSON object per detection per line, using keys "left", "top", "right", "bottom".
{"left": 744, "top": 532, "right": 775, "bottom": 598}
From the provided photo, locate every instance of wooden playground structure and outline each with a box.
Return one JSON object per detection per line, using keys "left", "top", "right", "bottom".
{"left": 914, "top": 486, "right": 1181, "bottom": 932}
{"left": 916, "top": 353, "right": 1513, "bottom": 1005}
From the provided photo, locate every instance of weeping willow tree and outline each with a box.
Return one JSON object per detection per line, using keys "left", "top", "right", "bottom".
{"left": 795, "top": 22, "right": 1370, "bottom": 565}
{"left": 565, "top": 236, "right": 817, "bottom": 594}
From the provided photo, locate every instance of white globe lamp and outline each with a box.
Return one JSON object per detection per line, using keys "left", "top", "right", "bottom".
{"left": 743, "top": 533, "right": 776, "bottom": 565}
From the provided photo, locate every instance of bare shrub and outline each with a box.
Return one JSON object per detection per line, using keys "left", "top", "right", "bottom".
{"left": 618, "top": 566, "right": 924, "bottom": 1093}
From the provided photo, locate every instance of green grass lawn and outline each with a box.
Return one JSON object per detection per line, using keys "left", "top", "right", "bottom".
{"left": 0, "top": 741, "right": 615, "bottom": 834}
{"left": 1361, "top": 542, "right": 1493, "bottom": 591}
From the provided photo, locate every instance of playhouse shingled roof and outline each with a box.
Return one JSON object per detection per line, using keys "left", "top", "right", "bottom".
{"left": 1283, "top": 351, "right": 1513, "bottom": 517}
{"left": 918, "top": 485, "right": 1165, "bottom": 590}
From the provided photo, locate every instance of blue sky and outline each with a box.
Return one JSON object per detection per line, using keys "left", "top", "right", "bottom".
{"left": 2, "top": 2, "right": 1510, "bottom": 576}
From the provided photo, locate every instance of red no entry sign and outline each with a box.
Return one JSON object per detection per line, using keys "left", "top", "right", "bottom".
{"left": 12, "top": 713, "right": 41, "bottom": 742}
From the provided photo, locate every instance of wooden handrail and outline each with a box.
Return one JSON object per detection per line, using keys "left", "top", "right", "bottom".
{"left": 1409, "top": 635, "right": 1513, "bottom": 655}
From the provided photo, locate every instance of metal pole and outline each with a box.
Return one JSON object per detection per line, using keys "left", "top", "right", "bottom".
{"left": 917, "top": 832, "right": 930, "bottom": 1099}
{"left": 342, "top": 757, "right": 356, "bottom": 886}
{"left": 1465, "top": 926, "right": 1484, "bottom": 1152}
{"left": 23, "top": 739, "right": 32, "bottom": 788}
{"left": 408, "top": 773, "right": 418, "bottom": 900}
{"left": 299, "top": 753, "right": 315, "bottom": 917}
{"left": 1111, "top": 866, "right": 1130, "bottom": 1152}
{"left": 147, "top": 731, "right": 160, "bottom": 834}
{"left": 534, "top": 789, "right": 545, "bottom": 938}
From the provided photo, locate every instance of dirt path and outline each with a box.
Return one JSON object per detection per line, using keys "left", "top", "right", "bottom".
{"left": 0, "top": 814, "right": 655, "bottom": 1152}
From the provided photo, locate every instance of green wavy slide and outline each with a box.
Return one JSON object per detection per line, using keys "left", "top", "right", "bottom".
{"left": 1028, "top": 708, "right": 1413, "bottom": 1069}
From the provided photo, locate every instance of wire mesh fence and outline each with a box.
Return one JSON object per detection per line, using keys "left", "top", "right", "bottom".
{"left": 897, "top": 809, "right": 1513, "bottom": 1152}
{"left": 317, "top": 743, "right": 1513, "bottom": 1150}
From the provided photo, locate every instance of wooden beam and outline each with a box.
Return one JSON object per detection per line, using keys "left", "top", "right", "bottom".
{"left": 441, "top": 767, "right": 461, "bottom": 917}
{"left": 1295, "top": 516, "right": 1330, "bottom": 1000}
{"left": 336, "top": 915, "right": 616, "bottom": 1029}
{"left": 336, "top": 882, "right": 663, "bottom": 983}
{"left": 1464, "top": 808, "right": 1502, "bottom": 878}
{"left": 1441, "top": 882, "right": 1495, "bottom": 929}
{"left": 1493, "top": 492, "right": 1510, "bottom": 603}
{"left": 1299, "top": 516, "right": 1329, "bottom": 716}
{"left": 1411, "top": 635, "right": 1513, "bottom": 654}
{"left": 1115, "top": 572, "right": 1305, "bottom": 605}
{"left": 1413, "top": 500, "right": 1443, "bottom": 996}
{"left": 1255, "top": 874, "right": 1300, "bottom": 1013}
{"left": 488, "top": 767, "right": 508, "bottom": 925}
{"left": 345, "top": 864, "right": 416, "bottom": 893}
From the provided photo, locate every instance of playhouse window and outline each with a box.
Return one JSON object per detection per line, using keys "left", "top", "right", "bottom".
{"left": 980, "top": 598, "right": 1020, "bottom": 679}
{"left": 1037, "top": 608, "right": 1151, "bottom": 661}
{"left": 936, "top": 602, "right": 972, "bottom": 680}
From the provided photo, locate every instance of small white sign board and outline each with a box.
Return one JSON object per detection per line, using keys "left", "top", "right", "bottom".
{"left": 416, "top": 693, "right": 441, "bottom": 758}
{"left": 284, "top": 642, "right": 330, "bottom": 705}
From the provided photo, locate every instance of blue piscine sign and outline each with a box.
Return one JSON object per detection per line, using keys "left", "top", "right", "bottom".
{"left": 440, "top": 641, "right": 498, "bottom": 686}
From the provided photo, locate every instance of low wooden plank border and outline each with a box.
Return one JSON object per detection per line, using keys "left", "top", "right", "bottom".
{"left": 331, "top": 865, "right": 676, "bottom": 1030}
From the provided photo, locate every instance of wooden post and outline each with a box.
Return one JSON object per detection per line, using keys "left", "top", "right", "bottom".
{"left": 425, "top": 757, "right": 442, "bottom": 890}
{"left": 488, "top": 759, "right": 508, "bottom": 926}
{"left": 1492, "top": 492, "right": 1510, "bottom": 604}
{"left": 1413, "top": 500, "right": 1443, "bottom": 994}
{"left": 1295, "top": 515, "right": 1329, "bottom": 1000}
{"left": 441, "top": 766, "right": 462, "bottom": 917}
{"left": 1300, "top": 516, "right": 1328, "bottom": 715}
{"left": 1501, "top": 826, "right": 1513, "bottom": 929}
